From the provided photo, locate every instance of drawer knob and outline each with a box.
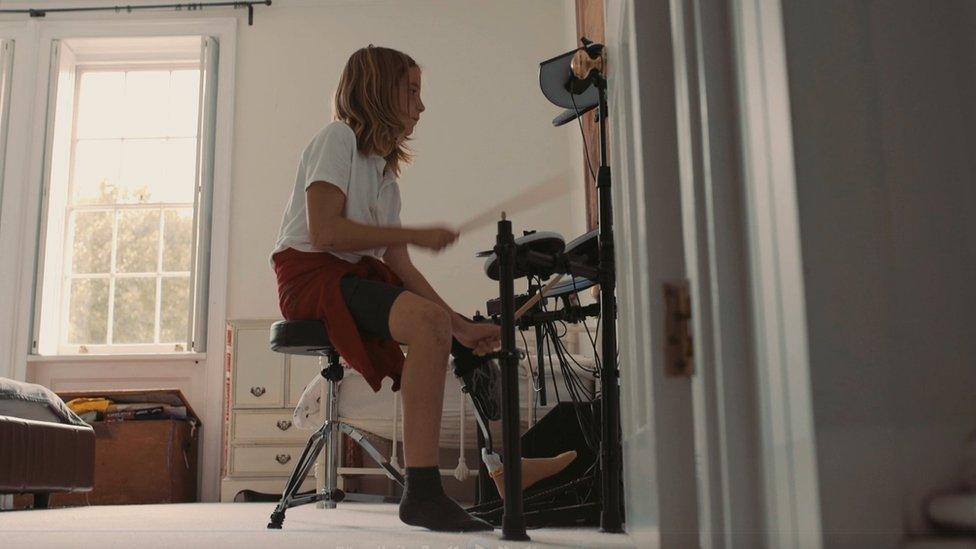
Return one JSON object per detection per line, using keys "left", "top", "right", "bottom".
{"left": 250, "top": 386, "right": 266, "bottom": 397}
{"left": 275, "top": 453, "right": 292, "bottom": 465}
{"left": 276, "top": 420, "right": 292, "bottom": 431}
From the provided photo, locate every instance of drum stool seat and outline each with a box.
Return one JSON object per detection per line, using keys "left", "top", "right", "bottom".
{"left": 266, "top": 319, "right": 404, "bottom": 530}
{"left": 269, "top": 320, "right": 335, "bottom": 356}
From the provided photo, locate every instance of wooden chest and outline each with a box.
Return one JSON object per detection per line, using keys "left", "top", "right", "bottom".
{"left": 51, "top": 389, "right": 200, "bottom": 506}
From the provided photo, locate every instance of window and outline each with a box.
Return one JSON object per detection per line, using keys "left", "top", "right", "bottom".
{"left": 0, "top": 39, "right": 12, "bottom": 230}
{"left": 32, "top": 36, "right": 218, "bottom": 356}
{"left": 66, "top": 68, "right": 198, "bottom": 352}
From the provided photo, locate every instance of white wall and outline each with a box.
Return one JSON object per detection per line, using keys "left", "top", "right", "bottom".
{"left": 782, "top": 1, "right": 976, "bottom": 546}
{"left": 0, "top": 0, "right": 586, "bottom": 501}
{"left": 228, "top": 0, "right": 587, "bottom": 320}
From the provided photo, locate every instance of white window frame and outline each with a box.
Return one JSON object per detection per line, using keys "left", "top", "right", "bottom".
{"left": 55, "top": 61, "right": 200, "bottom": 356}
{"left": 0, "top": 40, "right": 13, "bottom": 229}
{"left": 58, "top": 204, "right": 195, "bottom": 355}
{"left": 30, "top": 32, "right": 219, "bottom": 360}
{"left": 0, "top": 21, "right": 37, "bottom": 384}
{"left": 1, "top": 18, "right": 235, "bottom": 503}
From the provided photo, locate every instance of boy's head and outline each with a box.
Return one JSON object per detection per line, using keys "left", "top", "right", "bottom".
{"left": 334, "top": 45, "right": 424, "bottom": 177}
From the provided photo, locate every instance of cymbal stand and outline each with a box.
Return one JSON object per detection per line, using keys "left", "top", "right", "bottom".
{"left": 495, "top": 214, "right": 529, "bottom": 541}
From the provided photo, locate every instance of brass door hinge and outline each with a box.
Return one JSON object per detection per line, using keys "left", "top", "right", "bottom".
{"left": 664, "top": 281, "right": 693, "bottom": 377}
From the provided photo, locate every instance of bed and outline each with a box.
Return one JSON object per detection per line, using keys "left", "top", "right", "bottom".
{"left": 0, "top": 377, "right": 95, "bottom": 508}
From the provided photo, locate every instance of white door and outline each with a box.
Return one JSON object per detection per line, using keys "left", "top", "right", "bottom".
{"left": 605, "top": 2, "right": 701, "bottom": 547}
{"left": 606, "top": 0, "right": 819, "bottom": 547}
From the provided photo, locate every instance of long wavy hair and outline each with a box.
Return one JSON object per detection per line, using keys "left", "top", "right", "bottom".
{"left": 333, "top": 45, "right": 417, "bottom": 177}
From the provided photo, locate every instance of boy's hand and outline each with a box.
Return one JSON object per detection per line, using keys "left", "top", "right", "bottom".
{"left": 412, "top": 227, "right": 459, "bottom": 252}
{"left": 456, "top": 320, "right": 501, "bottom": 356}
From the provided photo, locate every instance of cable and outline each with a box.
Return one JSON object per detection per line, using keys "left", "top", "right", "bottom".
{"left": 541, "top": 318, "right": 598, "bottom": 451}
{"left": 559, "top": 274, "right": 600, "bottom": 370}
{"left": 568, "top": 58, "right": 614, "bottom": 456}
{"left": 539, "top": 290, "right": 599, "bottom": 380}
{"left": 519, "top": 327, "right": 540, "bottom": 420}
{"left": 568, "top": 91, "right": 606, "bottom": 373}
{"left": 571, "top": 91, "right": 597, "bottom": 182}
{"left": 539, "top": 292, "right": 562, "bottom": 406}
{"left": 516, "top": 274, "right": 602, "bottom": 453}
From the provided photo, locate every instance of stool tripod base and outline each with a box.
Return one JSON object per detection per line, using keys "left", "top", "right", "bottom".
{"left": 267, "top": 488, "right": 345, "bottom": 529}
{"left": 266, "top": 418, "right": 404, "bottom": 529}
{"left": 266, "top": 318, "right": 504, "bottom": 532}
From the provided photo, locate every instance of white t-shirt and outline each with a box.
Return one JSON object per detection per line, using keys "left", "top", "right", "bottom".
{"left": 271, "top": 120, "right": 402, "bottom": 264}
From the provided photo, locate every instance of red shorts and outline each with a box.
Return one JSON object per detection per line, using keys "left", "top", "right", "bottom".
{"left": 272, "top": 247, "right": 406, "bottom": 392}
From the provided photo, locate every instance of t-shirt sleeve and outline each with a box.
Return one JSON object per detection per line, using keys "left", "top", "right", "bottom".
{"left": 388, "top": 183, "right": 402, "bottom": 227}
{"left": 304, "top": 122, "right": 355, "bottom": 195}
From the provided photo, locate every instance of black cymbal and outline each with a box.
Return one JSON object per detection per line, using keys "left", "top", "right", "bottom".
{"left": 483, "top": 231, "right": 565, "bottom": 281}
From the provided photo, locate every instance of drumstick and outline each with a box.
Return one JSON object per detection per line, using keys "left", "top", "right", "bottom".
{"left": 456, "top": 175, "right": 571, "bottom": 235}
{"left": 514, "top": 274, "right": 564, "bottom": 320}
{"left": 472, "top": 276, "right": 563, "bottom": 353}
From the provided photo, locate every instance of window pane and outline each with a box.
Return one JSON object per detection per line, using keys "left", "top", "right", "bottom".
{"left": 113, "top": 277, "right": 157, "bottom": 343}
{"left": 160, "top": 276, "right": 189, "bottom": 343}
{"left": 123, "top": 70, "right": 171, "bottom": 138}
{"left": 169, "top": 70, "right": 200, "bottom": 137}
{"left": 71, "top": 211, "right": 114, "bottom": 274}
{"left": 72, "top": 139, "right": 122, "bottom": 205}
{"left": 116, "top": 209, "right": 160, "bottom": 273}
{"left": 162, "top": 208, "right": 193, "bottom": 272}
{"left": 76, "top": 72, "right": 125, "bottom": 139}
{"left": 68, "top": 278, "right": 109, "bottom": 344}
{"left": 118, "top": 138, "right": 195, "bottom": 204}
{"left": 119, "top": 139, "right": 168, "bottom": 203}
{"left": 167, "top": 138, "right": 197, "bottom": 202}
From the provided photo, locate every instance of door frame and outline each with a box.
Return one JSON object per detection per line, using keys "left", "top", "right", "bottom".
{"left": 606, "top": 1, "right": 701, "bottom": 547}
{"left": 609, "top": 0, "right": 822, "bottom": 547}
{"left": 729, "top": 0, "right": 823, "bottom": 546}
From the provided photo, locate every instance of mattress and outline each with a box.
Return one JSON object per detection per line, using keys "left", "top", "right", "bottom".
{"left": 0, "top": 377, "right": 88, "bottom": 427}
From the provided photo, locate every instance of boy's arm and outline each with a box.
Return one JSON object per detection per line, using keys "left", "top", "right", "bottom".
{"left": 307, "top": 182, "right": 416, "bottom": 250}
{"left": 306, "top": 182, "right": 457, "bottom": 252}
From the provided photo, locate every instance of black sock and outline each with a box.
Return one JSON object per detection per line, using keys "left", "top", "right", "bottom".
{"left": 398, "top": 467, "right": 493, "bottom": 532}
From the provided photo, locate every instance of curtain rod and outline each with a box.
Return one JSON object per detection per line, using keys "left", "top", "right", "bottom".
{"left": 0, "top": 1, "right": 273, "bottom": 26}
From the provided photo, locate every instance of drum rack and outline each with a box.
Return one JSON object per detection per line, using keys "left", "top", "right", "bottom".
{"left": 484, "top": 39, "right": 622, "bottom": 539}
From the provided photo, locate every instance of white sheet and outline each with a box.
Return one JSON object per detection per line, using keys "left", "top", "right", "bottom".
{"left": 0, "top": 377, "right": 89, "bottom": 427}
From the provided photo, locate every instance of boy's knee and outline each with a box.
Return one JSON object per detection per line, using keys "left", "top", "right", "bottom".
{"left": 413, "top": 303, "right": 452, "bottom": 347}
{"left": 426, "top": 310, "right": 453, "bottom": 347}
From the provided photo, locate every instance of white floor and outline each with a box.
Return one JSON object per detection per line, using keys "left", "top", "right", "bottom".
{"left": 0, "top": 502, "right": 635, "bottom": 549}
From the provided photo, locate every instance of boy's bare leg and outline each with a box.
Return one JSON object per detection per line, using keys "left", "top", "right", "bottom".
{"left": 388, "top": 291, "right": 492, "bottom": 532}
{"left": 389, "top": 292, "right": 449, "bottom": 467}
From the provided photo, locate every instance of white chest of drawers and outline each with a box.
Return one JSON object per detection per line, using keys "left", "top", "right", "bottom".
{"left": 220, "top": 319, "right": 322, "bottom": 501}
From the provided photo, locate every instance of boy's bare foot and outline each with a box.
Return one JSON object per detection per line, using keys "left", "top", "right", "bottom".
{"left": 489, "top": 450, "right": 578, "bottom": 499}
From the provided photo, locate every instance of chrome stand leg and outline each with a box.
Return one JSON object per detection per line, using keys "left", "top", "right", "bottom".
{"left": 322, "top": 376, "right": 340, "bottom": 509}
{"left": 268, "top": 421, "right": 331, "bottom": 529}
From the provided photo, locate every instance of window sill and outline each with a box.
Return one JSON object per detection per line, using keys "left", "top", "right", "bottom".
{"left": 27, "top": 352, "right": 207, "bottom": 364}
